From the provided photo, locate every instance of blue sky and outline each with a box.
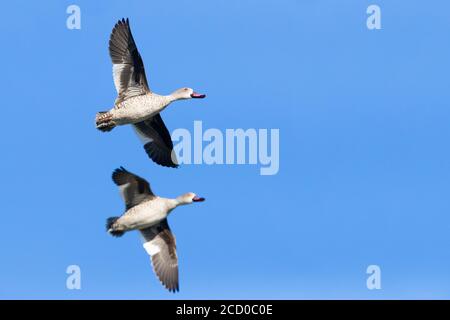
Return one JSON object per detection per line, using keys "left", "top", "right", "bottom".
{"left": 1, "top": 0, "right": 450, "bottom": 299}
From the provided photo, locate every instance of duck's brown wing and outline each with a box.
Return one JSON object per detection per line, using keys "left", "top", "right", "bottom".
{"left": 109, "top": 18, "right": 151, "bottom": 104}
{"left": 133, "top": 114, "right": 179, "bottom": 168}
{"left": 111, "top": 167, "right": 155, "bottom": 210}
{"left": 140, "top": 219, "right": 179, "bottom": 293}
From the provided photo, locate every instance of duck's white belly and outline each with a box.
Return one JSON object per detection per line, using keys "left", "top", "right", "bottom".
{"left": 112, "top": 94, "right": 169, "bottom": 125}
{"left": 118, "top": 198, "right": 169, "bottom": 230}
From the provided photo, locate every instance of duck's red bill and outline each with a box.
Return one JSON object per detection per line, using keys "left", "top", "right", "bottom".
{"left": 192, "top": 196, "right": 205, "bottom": 202}
{"left": 191, "top": 92, "right": 206, "bottom": 99}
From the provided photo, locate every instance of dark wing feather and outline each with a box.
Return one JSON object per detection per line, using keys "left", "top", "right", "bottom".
{"left": 111, "top": 167, "right": 154, "bottom": 210}
{"left": 109, "top": 18, "right": 150, "bottom": 103}
{"left": 133, "top": 114, "right": 179, "bottom": 168}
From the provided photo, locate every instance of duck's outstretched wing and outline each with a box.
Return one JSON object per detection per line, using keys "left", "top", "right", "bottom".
{"left": 133, "top": 114, "right": 179, "bottom": 168}
{"left": 109, "top": 18, "right": 151, "bottom": 104}
{"left": 111, "top": 167, "right": 155, "bottom": 210}
{"left": 140, "top": 219, "right": 179, "bottom": 293}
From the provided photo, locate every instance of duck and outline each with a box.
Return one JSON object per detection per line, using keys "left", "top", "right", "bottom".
{"left": 95, "top": 18, "right": 206, "bottom": 168}
{"left": 106, "top": 167, "right": 205, "bottom": 292}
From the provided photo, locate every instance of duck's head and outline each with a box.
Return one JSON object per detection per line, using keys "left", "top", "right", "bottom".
{"left": 171, "top": 87, "right": 206, "bottom": 101}
{"left": 176, "top": 192, "right": 206, "bottom": 206}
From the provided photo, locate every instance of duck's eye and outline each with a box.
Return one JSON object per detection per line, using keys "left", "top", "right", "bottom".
{"left": 184, "top": 88, "right": 188, "bottom": 91}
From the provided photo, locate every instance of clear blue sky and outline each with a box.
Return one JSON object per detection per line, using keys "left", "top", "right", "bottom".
{"left": 1, "top": 0, "right": 450, "bottom": 299}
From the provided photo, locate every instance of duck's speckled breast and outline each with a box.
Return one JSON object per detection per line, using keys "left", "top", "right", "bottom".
{"left": 112, "top": 94, "right": 169, "bottom": 124}
{"left": 118, "top": 197, "right": 171, "bottom": 231}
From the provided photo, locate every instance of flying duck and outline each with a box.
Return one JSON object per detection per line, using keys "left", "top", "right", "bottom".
{"left": 106, "top": 167, "right": 205, "bottom": 292}
{"left": 96, "top": 18, "right": 206, "bottom": 168}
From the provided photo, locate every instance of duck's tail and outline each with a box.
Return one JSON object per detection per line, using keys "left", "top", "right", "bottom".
{"left": 106, "top": 217, "right": 125, "bottom": 237}
{"left": 96, "top": 111, "right": 116, "bottom": 132}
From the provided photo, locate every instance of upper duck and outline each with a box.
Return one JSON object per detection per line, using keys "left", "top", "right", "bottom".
{"left": 106, "top": 167, "right": 205, "bottom": 292}
{"left": 95, "top": 18, "right": 206, "bottom": 168}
